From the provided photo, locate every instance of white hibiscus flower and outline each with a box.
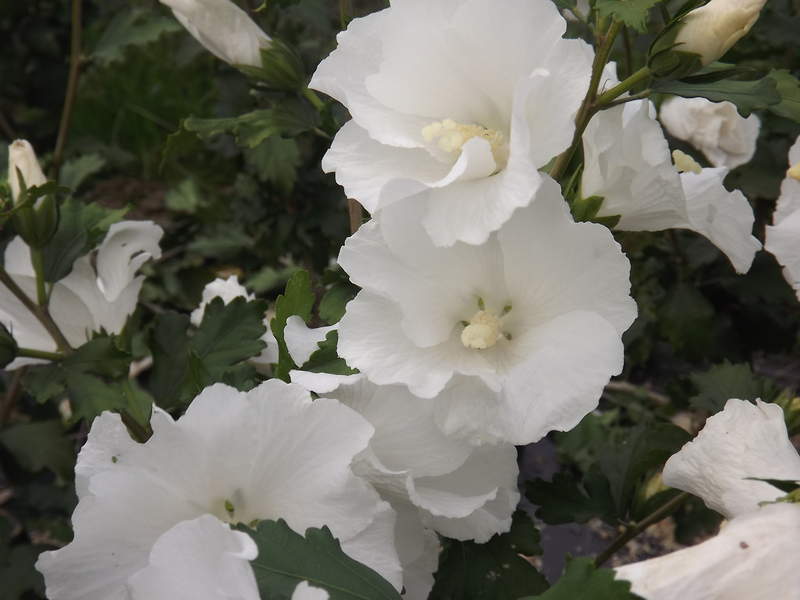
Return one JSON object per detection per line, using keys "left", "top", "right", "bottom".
{"left": 662, "top": 398, "right": 800, "bottom": 519}
{"left": 159, "top": 0, "right": 271, "bottom": 68}
{"left": 336, "top": 179, "right": 636, "bottom": 445}
{"left": 36, "top": 380, "right": 402, "bottom": 599}
{"left": 292, "top": 370, "right": 519, "bottom": 598}
{"left": 582, "top": 99, "right": 761, "bottom": 273}
{"left": 614, "top": 503, "right": 800, "bottom": 600}
{"left": 0, "top": 221, "right": 163, "bottom": 369}
{"left": 310, "top": 0, "right": 594, "bottom": 246}
{"left": 765, "top": 135, "right": 800, "bottom": 299}
{"left": 659, "top": 97, "right": 760, "bottom": 170}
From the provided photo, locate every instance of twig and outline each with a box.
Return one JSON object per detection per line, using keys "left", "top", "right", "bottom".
{"left": 594, "top": 492, "right": 690, "bottom": 566}
{"left": 604, "top": 380, "right": 670, "bottom": 405}
{"left": 51, "top": 0, "right": 84, "bottom": 180}
{"left": 549, "top": 20, "right": 623, "bottom": 182}
{"left": 347, "top": 199, "right": 363, "bottom": 234}
{"left": 598, "top": 89, "right": 652, "bottom": 110}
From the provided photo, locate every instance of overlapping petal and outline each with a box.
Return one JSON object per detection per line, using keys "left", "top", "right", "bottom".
{"left": 337, "top": 179, "right": 635, "bottom": 445}
{"left": 765, "top": 134, "right": 800, "bottom": 297}
{"left": 36, "top": 380, "right": 401, "bottom": 598}
{"left": 615, "top": 503, "right": 800, "bottom": 600}
{"left": 663, "top": 398, "right": 800, "bottom": 518}
{"left": 312, "top": 0, "right": 594, "bottom": 246}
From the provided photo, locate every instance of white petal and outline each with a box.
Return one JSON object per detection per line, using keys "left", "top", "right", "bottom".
{"left": 250, "top": 323, "right": 280, "bottom": 370}
{"left": 126, "top": 515, "right": 259, "bottom": 600}
{"left": 160, "top": 0, "right": 271, "bottom": 67}
{"left": 314, "top": 376, "right": 473, "bottom": 478}
{"left": 284, "top": 315, "right": 336, "bottom": 366}
{"left": 309, "top": 8, "right": 430, "bottom": 148}
{"left": 765, "top": 134, "right": 800, "bottom": 297}
{"left": 496, "top": 311, "right": 624, "bottom": 445}
{"left": 292, "top": 581, "right": 329, "bottom": 600}
{"left": 95, "top": 221, "right": 163, "bottom": 303}
{"left": 339, "top": 503, "right": 403, "bottom": 591}
{"left": 662, "top": 398, "right": 800, "bottom": 518}
{"left": 659, "top": 97, "right": 760, "bottom": 170}
{"left": 498, "top": 177, "right": 637, "bottom": 335}
{"left": 582, "top": 100, "right": 689, "bottom": 231}
{"left": 423, "top": 486, "right": 518, "bottom": 544}
{"left": 615, "top": 503, "right": 800, "bottom": 600}
{"left": 8, "top": 140, "right": 47, "bottom": 202}
{"left": 337, "top": 291, "right": 491, "bottom": 399}
{"left": 321, "top": 121, "right": 447, "bottom": 214}
{"left": 391, "top": 503, "right": 440, "bottom": 600}
{"left": 680, "top": 168, "right": 761, "bottom": 274}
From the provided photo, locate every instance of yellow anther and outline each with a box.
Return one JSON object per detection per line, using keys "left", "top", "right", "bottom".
{"left": 461, "top": 310, "right": 504, "bottom": 350}
{"left": 787, "top": 162, "right": 800, "bottom": 181}
{"left": 672, "top": 149, "right": 702, "bottom": 174}
{"left": 422, "top": 119, "right": 507, "bottom": 169}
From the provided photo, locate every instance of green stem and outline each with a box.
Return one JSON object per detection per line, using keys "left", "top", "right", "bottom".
{"left": 302, "top": 87, "right": 326, "bottom": 112}
{"left": 30, "top": 248, "right": 47, "bottom": 307}
{"left": 595, "top": 66, "right": 651, "bottom": 106}
{"left": 594, "top": 491, "right": 690, "bottom": 566}
{"left": 598, "top": 89, "right": 652, "bottom": 110}
{"left": 549, "top": 20, "right": 623, "bottom": 182}
{"left": 17, "top": 347, "right": 63, "bottom": 361}
{"left": 51, "top": 0, "right": 83, "bottom": 180}
{"left": 0, "top": 267, "right": 74, "bottom": 353}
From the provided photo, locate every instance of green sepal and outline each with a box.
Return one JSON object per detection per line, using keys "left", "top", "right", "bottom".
{"left": 646, "top": 0, "right": 707, "bottom": 80}
{"left": 238, "top": 39, "right": 306, "bottom": 91}
{"left": 9, "top": 179, "right": 64, "bottom": 249}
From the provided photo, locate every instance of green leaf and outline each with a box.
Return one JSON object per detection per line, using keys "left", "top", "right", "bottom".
{"left": 595, "top": 0, "right": 664, "bottom": 32}
{"left": 319, "top": 282, "right": 357, "bottom": 324}
{"left": 165, "top": 178, "right": 203, "bottom": 214}
{"left": 431, "top": 511, "right": 548, "bottom": 599}
{"left": 59, "top": 154, "right": 106, "bottom": 193}
{"left": 92, "top": 9, "right": 181, "bottom": 65}
{"left": 597, "top": 423, "right": 691, "bottom": 517}
{"left": 301, "top": 331, "right": 357, "bottom": 376}
{"left": 41, "top": 196, "right": 127, "bottom": 283}
{"left": 767, "top": 69, "right": 800, "bottom": 123}
{"left": 183, "top": 102, "right": 320, "bottom": 149}
{"left": 238, "top": 40, "right": 307, "bottom": 91}
{"left": 523, "top": 557, "right": 643, "bottom": 600}
{"left": 22, "top": 364, "right": 66, "bottom": 405}
{"left": 64, "top": 372, "right": 153, "bottom": 429}
{"left": 745, "top": 478, "right": 799, "bottom": 494}
{"left": 689, "top": 362, "right": 774, "bottom": 413}
{"left": 62, "top": 336, "right": 131, "bottom": 379}
{"left": 242, "top": 519, "right": 402, "bottom": 600}
{"left": 657, "top": 283, "right": 714, "bottom": 356}
{"left": 0, "top": 545, "right": 45, "bottom": 600}
{"left": 0, "top": 421, "right": 74, "bottom": 480}
{"left": 652, "top": 75, "right": 781, "bottom": 117}
{"left": 526, "top": 470, "right": 615, "bottom": 525}
{"left": 190, "top": 297, "right": 268, "bottom": 376}
{"left": 270, "top": 271, "right": 315, "bottom": 381}
{"left": 246, "top": 137, "right": 301, "bottom": 194}
{"left": 147, "top": 311, "right": 191, "bottom": 409}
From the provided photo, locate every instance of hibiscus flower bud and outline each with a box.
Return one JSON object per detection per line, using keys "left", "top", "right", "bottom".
{"left": 0, "top": 323, "right": 17, "bottom": 369}
{"left": 8, "top": 139, "right": 46, "bottom": 205}
{"left": 674, "top": 0, "right": 767, "bottom": 66}
{"left": 159, "top": 0, "right": 271, "bottom": 68}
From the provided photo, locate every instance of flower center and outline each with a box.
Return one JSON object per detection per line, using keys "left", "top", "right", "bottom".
{"left": 788, "top": 162, "right": 800, "bottom": 181}
{"left": 422, "top": 119, "right": 507, "bottom": 170}
{"left": 672, "top": 149, "right": 702, "bottom": 174}
{"left": 460, "top": 300, "right": 512, "bottom": 350}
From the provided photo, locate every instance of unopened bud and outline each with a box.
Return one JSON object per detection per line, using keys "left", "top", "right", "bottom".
{"left": 673, "top": 0, "right": 767, "bottom": 66}
{"left": 8, "top": 140, "right": 46, "bottom": 205}
{"left": 159, "top": 0, "right": 271, "bottom": 68}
